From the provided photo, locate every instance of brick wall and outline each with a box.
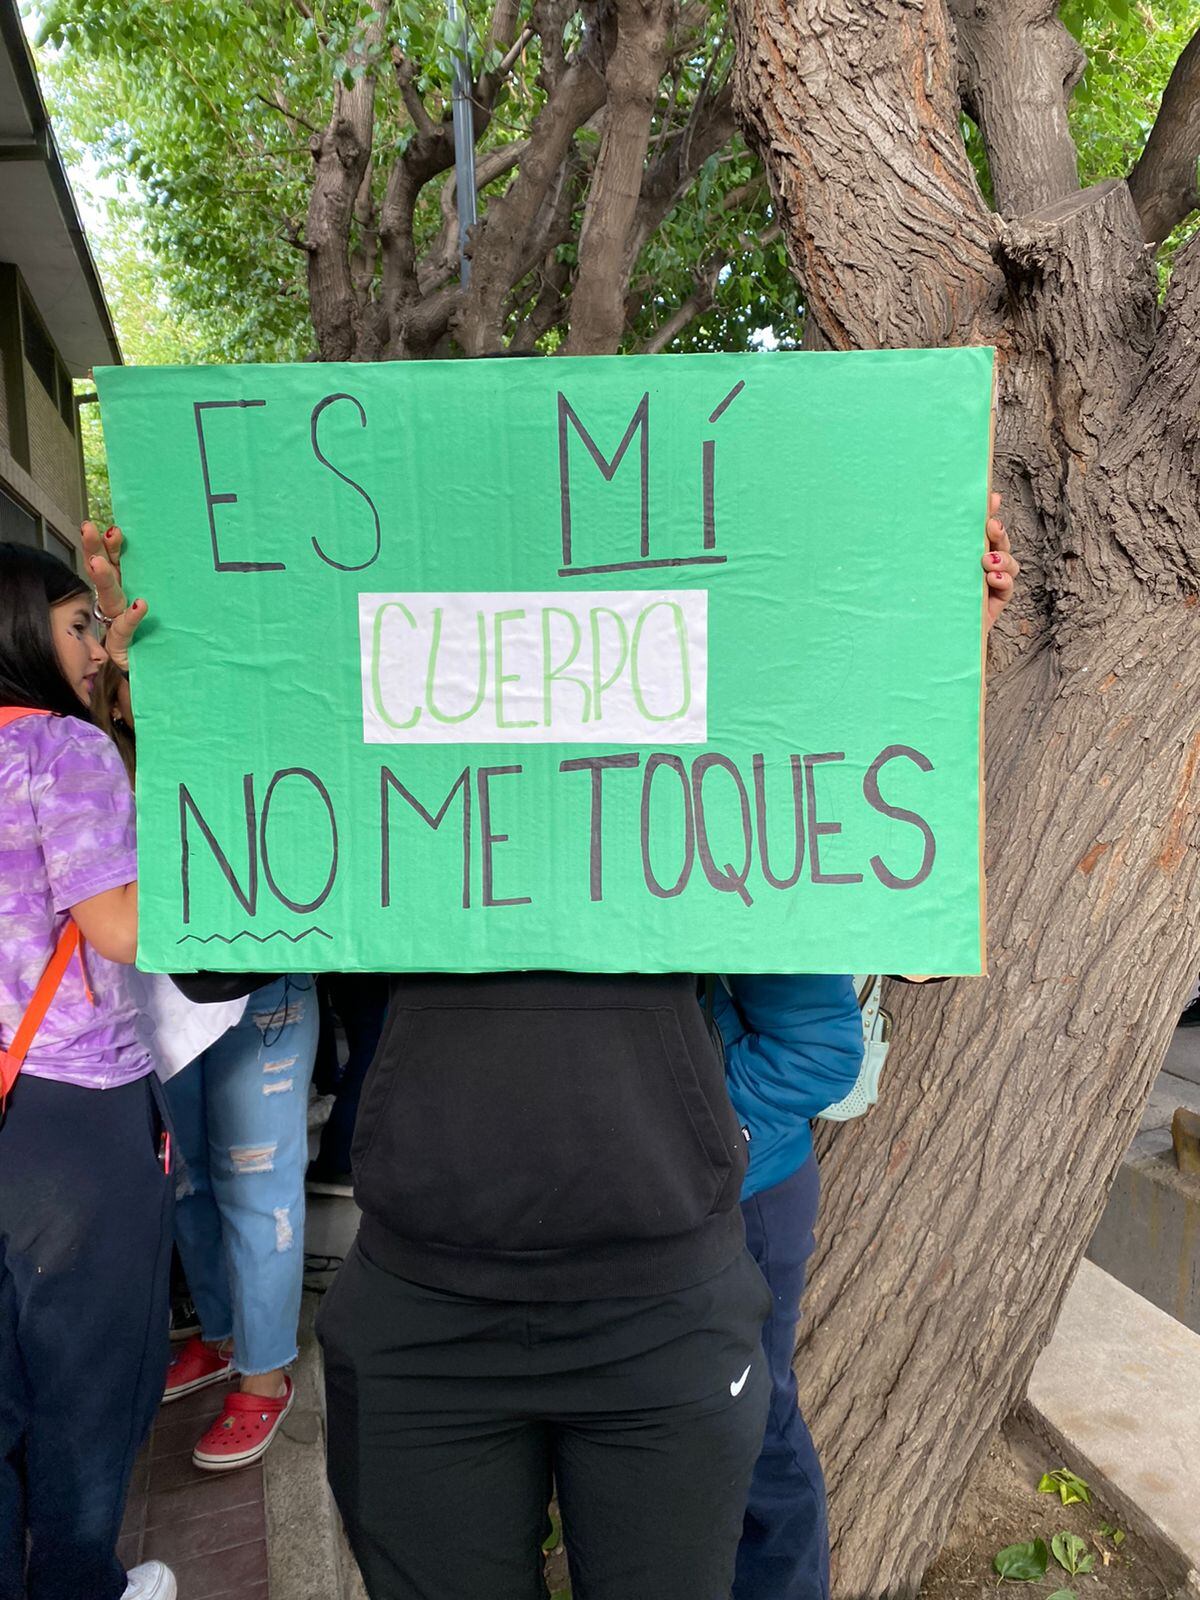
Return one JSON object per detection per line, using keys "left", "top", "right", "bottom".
{"left": 24, "top": 358, "right": 82, "bottom": 525}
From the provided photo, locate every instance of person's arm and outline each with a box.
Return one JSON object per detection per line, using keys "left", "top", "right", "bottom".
{"left": 70, "top": 882, "right": 138, "bottom": 964}
{"left": 30, "top": 714, "right": 142, "bottom": 966}
{"left": 716, "top": 974, "right": 864, "bottom": 1132}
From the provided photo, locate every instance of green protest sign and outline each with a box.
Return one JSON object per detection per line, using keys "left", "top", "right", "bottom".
{"left": 96, "top": 349, "right": 993, "bottom": 976}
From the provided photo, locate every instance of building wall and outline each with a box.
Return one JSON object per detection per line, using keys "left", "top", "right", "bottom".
{"left": 0, "top": 264, "right": 16, "bottom": 458}
{"left": 24, "top": 355, "right": 82, "bottom": 525}
{"left": 0, "top": 326, "right": 9, "bottom": 454}
{"left": 0, "top": 261, "right": 87, "bottom": 565}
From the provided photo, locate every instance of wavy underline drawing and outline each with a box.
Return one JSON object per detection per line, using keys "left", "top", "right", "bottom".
{"left": 176, "top": 928, "right": 333, "bottom": 945}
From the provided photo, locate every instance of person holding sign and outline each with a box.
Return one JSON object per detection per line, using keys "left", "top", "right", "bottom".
{"left": 82, "top": 471, "right": 1015, "bottom": 1600}
{"left": 0, "top": 544, "right": 175, "bottom": 1600}
{"left": 85, "top": 522, "right": 776, "bottom": 1600}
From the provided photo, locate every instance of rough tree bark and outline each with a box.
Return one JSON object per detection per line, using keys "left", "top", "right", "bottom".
{"left": 731, "top": 1, "right": 1200, "bottom": 1594}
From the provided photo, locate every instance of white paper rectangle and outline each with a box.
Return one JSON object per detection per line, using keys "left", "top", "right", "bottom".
{"left": 360, "top": 590, "right": 708, "bottom": 744}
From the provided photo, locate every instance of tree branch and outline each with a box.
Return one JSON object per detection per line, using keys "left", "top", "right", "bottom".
{"left": 531, "top": 0, "right": 573, "bottom": 93}
{"left": 495, "top": 27, "right": 535, "bottom": 81}
{"left": 379, "top": 2, "right": 531, "bottom": 351}
{"left": 731, "top": 0, "right": 1001, "bottom": 350}
{"left": 995, "top": 180, "right": 1159, "bottom": 626}
{"left": 640, "top": 280, "right": 714, "bottom": 354}
{"left": 638, "top": 220, "right": 780, "bottom": 352}
{"left": 289, "top": 0, "right": 331, "bottom": 48}
{"left": 1088, "top": 226, "right": 1200, "bottom": 594}
{"left": 393, "top": 50, "right": 438, "bottom": 137}
{"left": 305, "top": 0, "right": 389, "bottom": 360}
{"left": 485, "top": 0, "right": 523, "bottom": 54}
{"left": 630, "top": 79, "right": 737, "bottom": 264}
{"left": 456, "top": 17, "right": 610, "bottom": 352}
{"left": 567, "top": 0, "right": 679, "bottom": 352}
{"left": 255, "top": 90, "right": 319, "bottom": 136}
{"left": 419, "top": 141, "right": 532, "bottom": 295}
{"left": 1128, "top": 27, "right": 1200, "bottom": 246}
{"left": 948, "top": 0, "right": 1084, "bottom": 217}
{"left": 474, "top": 2, "right": 529, "bottom": 107}
{"left": 509, "top": 254, "right": 573, "bottom": 348}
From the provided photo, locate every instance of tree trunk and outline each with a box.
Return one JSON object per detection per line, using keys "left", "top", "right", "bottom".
{"left": 565, "top": 0, "right": 677, "bottom": 353}
{"left": 730, "top": 0, "right": 1200, "bottom": 1593}
{"left": 307, "top": 2, "right": 389, "bottom": 361}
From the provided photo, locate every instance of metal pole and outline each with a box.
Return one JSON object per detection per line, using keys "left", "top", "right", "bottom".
{"left": 446, "top": 0, "right": 478, "bottom": 285}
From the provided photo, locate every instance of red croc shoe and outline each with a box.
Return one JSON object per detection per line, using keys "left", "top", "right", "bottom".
{"left": 162, "top": 1335, "right": 234, "bottom": 1403}
{"left": 191, "top": 1378, "right": 294, "bottom": 1472}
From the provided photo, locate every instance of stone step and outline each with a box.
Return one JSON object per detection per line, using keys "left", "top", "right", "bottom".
{"left": 1087, "top": 1028, "right": 1200, "bottom": 1335}
{"left": 1026, "top": 1258, "right": 1200, "bottom": 1592}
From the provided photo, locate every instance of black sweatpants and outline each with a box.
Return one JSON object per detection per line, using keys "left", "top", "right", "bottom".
{"left": 318, "top": 1242, "right": 772, "bottom": 1600}
{"left": 0, "top": 1074, "right": 174, "bottom": 1600}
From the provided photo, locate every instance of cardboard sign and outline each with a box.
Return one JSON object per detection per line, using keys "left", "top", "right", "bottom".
{"left": 96, "top": 349, "right": 993, "bottom": 976}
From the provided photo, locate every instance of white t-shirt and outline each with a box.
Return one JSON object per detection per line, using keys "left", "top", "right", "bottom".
{"left": 127, "top": 969, "right": 248, "bottom": 1081}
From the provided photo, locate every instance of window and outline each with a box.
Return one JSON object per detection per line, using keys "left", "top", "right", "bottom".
{"left": 0, "top": 485, "right": 39, "bottom": 547}
{"left": 56, "top": 360, "right": 75, "bottom": 433}
{"left": 46, "top": 525, "right": 77, "bottom": 571}
{"left": 21, "top": 293, "right": 56, "bottom": 402}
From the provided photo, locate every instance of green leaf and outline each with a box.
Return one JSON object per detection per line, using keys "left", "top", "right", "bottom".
{"left": 1037, "top": 1468, "right": 1092, "bottom": 1506}
{"left": 1052, "top": 1532, "right": 1091, "bottom": 1575}
{"left": 994, "top": 1539, "right": 1049, "bottom": 1581}
{"left": 1046, "top": 1591, "right": 1077, "bottom": 1600}
{"left": 1113, "top": 1529, "right": 1126, "bottom": 1546}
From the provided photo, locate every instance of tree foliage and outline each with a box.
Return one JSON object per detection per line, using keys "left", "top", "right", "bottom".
{"left": 33, "top": 0, "right": 1195, "bottom": 361}
{"left": 35, "top": 0, "right": 795, "bottom": 358}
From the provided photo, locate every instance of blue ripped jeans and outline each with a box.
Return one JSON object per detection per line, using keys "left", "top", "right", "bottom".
{"left": 163, "top": 977, "right": 318, "bottom": 1376}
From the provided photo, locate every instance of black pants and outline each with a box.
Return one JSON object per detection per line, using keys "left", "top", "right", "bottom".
{"left": 312, "top": 975, "right": 389, "bottom": 1177}
{"left": 319, "top": 1243, "right": 772, "bottom": 1600}
{"left": 0, "top": 1074, "right": 173, "bottom": 1600}
{"left": 735, "top": 1159, "right": 827, "bottom": 1600}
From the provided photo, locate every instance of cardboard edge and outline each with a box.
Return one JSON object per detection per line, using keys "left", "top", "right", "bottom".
{"left": 978, "top": 350, "right": 997, "bottom": 978}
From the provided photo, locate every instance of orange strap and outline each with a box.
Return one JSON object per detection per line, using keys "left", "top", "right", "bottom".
{"left": 0, "top": 705, "right": 50, "bottom": 730}
{"left": 0, "top": 706, "right": 85, "bottom": 1108}
{"left": 1, "top": 922, "right": 82, "bottom": 1103}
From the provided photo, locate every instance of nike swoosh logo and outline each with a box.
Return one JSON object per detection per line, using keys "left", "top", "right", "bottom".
{"left": 730, "top": 1364, "right": 752, "bottom": 1397}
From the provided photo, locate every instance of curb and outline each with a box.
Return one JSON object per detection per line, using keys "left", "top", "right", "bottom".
{"left": 263, "top": 1291, "right": 345, "bottom": 1600}
{"left": 1025, "top": 1259, "right": 1200, "bottom": 1596}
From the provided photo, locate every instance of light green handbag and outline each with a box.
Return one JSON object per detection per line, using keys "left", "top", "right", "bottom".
{"left": 817, "top": 975, "right": 893, "bottom": 1122}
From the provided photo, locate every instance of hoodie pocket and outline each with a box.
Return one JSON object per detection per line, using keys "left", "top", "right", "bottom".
{"left": 352, "top": 1000, "right": 736, "bottom": 1254}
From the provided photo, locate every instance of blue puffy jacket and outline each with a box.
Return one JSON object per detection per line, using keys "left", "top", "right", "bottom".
{"left": 714, "top": 975, "right": 865, "bottom": 1200}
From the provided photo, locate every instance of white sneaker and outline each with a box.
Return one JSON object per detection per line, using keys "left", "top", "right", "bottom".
{"left": 122, "top": 1561, "right": 177, "bottom": 1600}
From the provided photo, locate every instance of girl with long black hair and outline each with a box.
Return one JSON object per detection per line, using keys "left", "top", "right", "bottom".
{"left": 0, "top": 536, "right": 176, "bottom": 1600}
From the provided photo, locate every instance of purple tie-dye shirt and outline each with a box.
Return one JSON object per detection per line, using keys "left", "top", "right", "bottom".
{"left": 0, "top": 713, "right": 153, "bottom": 1089}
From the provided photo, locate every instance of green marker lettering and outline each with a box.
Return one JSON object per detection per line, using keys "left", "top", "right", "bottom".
{"left": 370, "top": 601, "right": 421, "bottom": 730}
{"left": 426, "top": 607, "right": 488, "bottom": 724}
{"left": 631, "top": 600, "right": 692, "bottom": 723}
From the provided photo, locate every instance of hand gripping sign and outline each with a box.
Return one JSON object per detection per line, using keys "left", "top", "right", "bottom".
{"left": 96, "top": 348, "right": 994, "bottom": 976}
